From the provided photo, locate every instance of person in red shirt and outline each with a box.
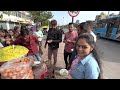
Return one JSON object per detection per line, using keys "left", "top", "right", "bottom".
{"left": 12, "top": 28, "right": 42, "bottom": 62}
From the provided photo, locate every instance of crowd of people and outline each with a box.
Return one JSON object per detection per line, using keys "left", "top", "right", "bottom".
{"left": 44, "top": 20, "right": 103, "bottom": 79}
{"left": 0, "top": 19, "right": 103, "bottom": 79}
{"left": 0, "top": 24, "right": 43, "bottom": 62}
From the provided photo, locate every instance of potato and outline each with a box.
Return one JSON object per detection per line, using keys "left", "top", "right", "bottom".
{"left": 11, "top": 75, "right": 17, "bottom": 79}
{"left": 28, "top": 69, "right": 33, "bottom": 74}
{"left": 5, "top": 77, "right": 12, "bottom": 79}
{"left": 5, "top": 69, "right": 11, "bottom": 73}
{"left": 13, "top": 72, "right": 17, "bottom": 75}
{"left": 0, "top": 68, "right": 5, "bottom": 73}
{"left": 2, "top": 73, "right": 8, "bottom": 77}
{"left": 0, "top": 57, "right": 34, "bottom": 79}
{"left": 8, "top": 72, "right": 13, "bottom": 77}
{"left": 15, "top": 67, "right": 21, "bottom": 72}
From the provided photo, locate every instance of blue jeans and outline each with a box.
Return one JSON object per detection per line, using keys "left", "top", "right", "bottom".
{"left": 28, "top": 53, "right": 42, "bottom": 62}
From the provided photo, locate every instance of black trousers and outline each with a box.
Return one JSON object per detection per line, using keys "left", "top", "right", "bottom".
{"left": 64, "top": 50, "right": 72, "bottom": 66}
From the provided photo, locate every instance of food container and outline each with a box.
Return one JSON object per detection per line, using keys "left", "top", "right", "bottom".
{"left": 32, "top": 63, "right": 48, "bottom": 79}
{"left": 0, "top": 45, "right": 29, "bottom": 62}
{"left": 0, "top": 57, "right": 34, "bottom": 79}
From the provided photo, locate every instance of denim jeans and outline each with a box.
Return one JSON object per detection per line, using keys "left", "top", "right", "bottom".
{"left": 28, "top": 53, "right": 42, "bottom": 62}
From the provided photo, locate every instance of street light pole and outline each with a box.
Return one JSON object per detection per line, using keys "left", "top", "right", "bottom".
{"left": 108, "top": 11, "right": 110, "bottom": 17}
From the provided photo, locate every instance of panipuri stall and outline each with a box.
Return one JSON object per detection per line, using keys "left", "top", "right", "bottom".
{"left": 0, "top": 45, "right": 49, "bottom": 79}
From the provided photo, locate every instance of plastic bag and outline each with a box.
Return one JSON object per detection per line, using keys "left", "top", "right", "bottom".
{"left": 32, "top": 63, "right": 48, "bottom": 79}
{"left": 0, "top": 57, "right": 34, "bottom": 79}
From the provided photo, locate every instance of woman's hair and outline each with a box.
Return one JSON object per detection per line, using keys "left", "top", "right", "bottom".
{"left": 1, "top": 29, "right": 7, "bottom": 37}
{"left": 78, "top": 22, "right": 86, "bottom": 34}
{"left": 75, "top": 33, "right": 103, "bottom": 79}
{"left": 14, "top": 26, "right": 19, "bottom": 31}
{"left": 21, "top": 24, "right": 27, "bottom": 30}
{"left": 5, "top": 33, "right": 12, "bottom": 39}
{"left": 78, "top": 22, "right": 86, "bottom": 30}
{"left": 86, "top": 20, "right": 93, "bottom": 30}
{"left": 20, "top": 28, "right": 29, "bottom": 37}
{"left": 68, "top": 22, "right": 74, "bottom": 26}
{"left": 9, "top": 29, "right": 14, "bottom": 34}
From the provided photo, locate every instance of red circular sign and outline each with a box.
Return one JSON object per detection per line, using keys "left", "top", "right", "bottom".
{"left": 68, "top": 11, "right": 80, "bottom": 17}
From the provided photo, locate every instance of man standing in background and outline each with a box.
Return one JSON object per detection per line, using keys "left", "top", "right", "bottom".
{"left": 34, "top": 25, "right": 43, "bottom": 55}
{"left": 44, "top": 20, "right": 62, "bottom": 78}
{"left": 63, "top": 23, "right": 78, "bottom": 69}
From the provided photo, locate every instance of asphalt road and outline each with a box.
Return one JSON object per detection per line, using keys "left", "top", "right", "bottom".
{"left": 96, "top": 38, "right": 120, "bottom": 79}
{"left": 97, "top": 38, "right": 120, "bottom": 63}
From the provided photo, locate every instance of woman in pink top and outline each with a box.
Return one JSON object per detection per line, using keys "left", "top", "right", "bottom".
{"left": 63, "top": 23, "right": 78, "bottom": 69}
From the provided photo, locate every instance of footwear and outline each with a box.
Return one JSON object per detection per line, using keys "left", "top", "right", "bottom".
{"left": 51, "top": 70, "right": 55, "bottom": 78}
{"left": 65, "top": 64, "right": 69, "bottom": 70}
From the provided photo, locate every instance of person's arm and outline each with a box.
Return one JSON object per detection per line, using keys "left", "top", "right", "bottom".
{"left": 68, "top": 40, "right": 76, "bottom": 44}
{"left": 63, "top": 34, "right": 66, "bottom": 43}
{"left": 40, "top": 30, "right": 43, "bottom": 38}
{"left": 11, "top": 37, "right": 22, "bottom": 45}
{"left": 84, "top": 60, "right": 100, "bottom": 79}
{"left": 44, "top": 31, "right": 49, "bottom": 48}
{"left": 32, "top": 35, "right": 39, "bottom": 44}
{"left": 70, "top": 32, "right": 78, "bottom": 44}
{"left": 63, "top": 34, "right": 69, "bottom": 44}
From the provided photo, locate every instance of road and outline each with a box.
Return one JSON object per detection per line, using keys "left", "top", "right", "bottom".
{"left": 96, "top": 38, "right": 120, "bottom": 79}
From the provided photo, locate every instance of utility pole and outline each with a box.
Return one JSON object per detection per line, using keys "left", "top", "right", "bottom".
{"left": 108, "top": 11, "right": 110, "bottom": 17}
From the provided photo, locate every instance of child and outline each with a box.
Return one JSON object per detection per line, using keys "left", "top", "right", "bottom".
{"left": 0, "top": 30, "right": 7, "bottom": 45}
{"left": 3, "top": 34, "right": 12, "bottom": 47}
{"left": 9, "top": 29, "right": 15, "bottom": 41}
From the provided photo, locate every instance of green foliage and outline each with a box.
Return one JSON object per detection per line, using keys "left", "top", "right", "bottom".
{"left": 29, "top": 11, "right": 53, "bottom": 25}
{"left": 3, "top": 11, "right": 11, "bottom": 16}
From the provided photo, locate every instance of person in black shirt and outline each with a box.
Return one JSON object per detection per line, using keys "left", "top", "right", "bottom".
{"left": 44, "top": 20, "right": 62, "bottom": 78}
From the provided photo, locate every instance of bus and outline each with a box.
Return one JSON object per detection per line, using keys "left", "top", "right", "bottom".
{"left": 94, "top": 16, "right": 120, "bottom": 41}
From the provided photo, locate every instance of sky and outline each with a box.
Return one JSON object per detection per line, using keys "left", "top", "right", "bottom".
{"left": 51, "top": 11, "right": 120, "bottom": 26}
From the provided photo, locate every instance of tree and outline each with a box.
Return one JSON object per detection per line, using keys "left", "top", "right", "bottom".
{"left": 3, "top": 11, "right": 11, "bottom": 16}
{"left": 29, "top": 11, "right": 53, "bottom": 25}
{"left": 75, "top": 20, "right": 80, "bottom": 24}
{"left": 100, "top": 12, "right": 105, "bottom": 15}
{"left": 73, "top": 20, "right": 80, "bottom": 28}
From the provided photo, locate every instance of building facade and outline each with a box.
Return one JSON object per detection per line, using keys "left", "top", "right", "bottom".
{"left": 0, "top": 11, "right": 34, "bottom": 30}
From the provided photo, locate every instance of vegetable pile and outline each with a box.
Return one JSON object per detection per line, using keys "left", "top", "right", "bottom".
{"left": 0, "top": 45, "right": 29, "bottom": 62}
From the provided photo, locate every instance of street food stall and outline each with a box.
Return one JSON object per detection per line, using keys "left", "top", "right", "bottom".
{"left": 0, "top": 45, "right": 49, "bottom": 79}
